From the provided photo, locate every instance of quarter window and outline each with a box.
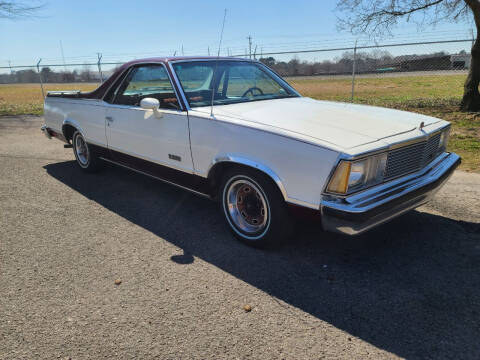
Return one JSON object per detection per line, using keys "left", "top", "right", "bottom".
{"left": 113, "top": 65, "right": 179, "bottom": 109}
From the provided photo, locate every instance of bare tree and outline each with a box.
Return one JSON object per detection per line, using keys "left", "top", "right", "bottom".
{"left": 0, "top": 1, "right": 44, "bottom": 19}
{"left": 336, "top": 0, "right": 480, "bottom": 111}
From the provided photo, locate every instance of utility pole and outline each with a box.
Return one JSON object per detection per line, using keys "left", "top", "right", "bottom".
{"left": 97, "top": 53, "right": 103, "bottom": 83}
{"left": 247, "top": 35, "right": 252, "bottom": 59}
{"left": 60, "top": 40, "right": 67, "bottom": 72}
{"left": 8, "top": 60, "right": 14, "bottom": 82}
{"left": 208, "top": 46, "right": 210, "bottom": 56}
{"left": 181, "top": 45, "right": 184, "bottom": 56}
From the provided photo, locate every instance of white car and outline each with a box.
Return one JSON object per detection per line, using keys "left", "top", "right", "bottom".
{"left": 41, "top": 57, "right": 460, "bottom": 247}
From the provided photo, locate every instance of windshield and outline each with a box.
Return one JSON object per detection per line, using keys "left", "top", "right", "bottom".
{"left": 172, "top": 60, "right": 299, "bottom": 107}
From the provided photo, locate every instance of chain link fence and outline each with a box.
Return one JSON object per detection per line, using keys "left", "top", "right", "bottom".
{"left": 0, "top": 38, "right": 472, "bottom": 103}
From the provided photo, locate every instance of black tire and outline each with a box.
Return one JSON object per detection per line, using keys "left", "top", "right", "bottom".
{"left": 219, "top": 167, "right": 294, "bottom": 248}
{"left": 72, "top": 130, "right": 103, "bottom": 173}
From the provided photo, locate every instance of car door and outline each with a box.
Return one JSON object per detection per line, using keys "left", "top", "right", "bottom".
{"left": 104, "top": 64, "right": 194, "bottom": 173}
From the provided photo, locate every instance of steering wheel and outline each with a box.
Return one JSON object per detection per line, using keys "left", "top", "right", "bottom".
{"left": 242, "top": 87, "right": 264, "bottom": 97}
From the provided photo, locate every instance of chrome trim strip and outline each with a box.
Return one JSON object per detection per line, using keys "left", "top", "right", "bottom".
{"left": 84, "top": 138, "right": 107, "bottom": 148}
{"left": 256, "top": 62, "right": 301, "bottom": 97}
{"left": 208, "top": 155, "right": 319, "bottom": 210}
{"left": 107, "top": 66, "right": 134, "bottom": 104}
{"left": 388, "top": 127, "right": 445, "bottom": 150}
{"left": 321, "top": 124, "right": 451, "bottom": 196}
{"left": 321, "top": 152, "right": 460, "bottom": 235}
{"left": 83, "top": 140, "right": 198, "bottom": 176}
{"left": 99, "top": 157, "right": 211, "bottom": 199}
{"left": 104, "top": 62, "right": 185, "bottom": 111}
{"left": 323, "top": 152, "right": 455, "bottom": 212}
{"left": 100, "top": 66, "right": 132, "bottom": 102}
{"left": 167, "top": 61, "right": 191, "bottom": 111}
{"left": 209, "top": 155, "right": 288, "bottom": 199}
{"left": 169, "top": 58, "right": 256, "bottom": 64}
{"left": 106, "top": 144, "right": 197, "bottom": 175}
{"left": 346, "top": 123, "right": 450, "bottom": 160}
{"left": 285, "top": 197, "right": 319, "bottom": 210}
{"left": 62, "top": 118, "right": 86, "bottom": 140}
{"left": 168, "top": 59, "right": 301, "bottom": 110}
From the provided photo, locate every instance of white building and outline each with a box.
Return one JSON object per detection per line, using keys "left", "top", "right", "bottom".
{"left": 451, "top": 54, "right": 471, "bottom": 69}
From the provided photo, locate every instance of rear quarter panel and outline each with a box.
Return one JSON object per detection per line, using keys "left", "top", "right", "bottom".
{"left": 44, "top": 98, "right": 107, "bottom": 146}
{"left": 188, "top": 111, "right": 339, "bottom": 208}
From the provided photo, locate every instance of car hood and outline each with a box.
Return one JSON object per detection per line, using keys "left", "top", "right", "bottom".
{"left": 203, "top": 97, "right": 442, "bottom": 149}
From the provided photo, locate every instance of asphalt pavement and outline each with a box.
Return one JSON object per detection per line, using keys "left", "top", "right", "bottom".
{"left": 1, "top": 115, "right": 479, "bottom": 359}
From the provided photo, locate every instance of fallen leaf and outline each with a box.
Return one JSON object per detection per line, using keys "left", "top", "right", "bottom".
{"left": 114, "top": 279, "right": 122, "bottom": 285}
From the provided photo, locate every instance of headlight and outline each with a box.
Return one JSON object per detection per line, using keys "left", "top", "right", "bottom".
{"left": 438, "top": 128, "right": 450, "bottom": 152}
{"left": 326, "top": 153, "right": 388, "bottom": 195}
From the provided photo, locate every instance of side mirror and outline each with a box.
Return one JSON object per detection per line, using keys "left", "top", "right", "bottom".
{"left": 140, "top": 97, "right": 162, "bottom": 118}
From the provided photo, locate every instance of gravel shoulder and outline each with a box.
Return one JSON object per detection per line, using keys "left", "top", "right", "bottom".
{"left": 1, "top": 116, "right": 479, "bottom": 359}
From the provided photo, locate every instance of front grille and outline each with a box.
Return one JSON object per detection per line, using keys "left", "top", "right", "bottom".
{"left": 384, "top": 132, "right": 441, "bottom": 181}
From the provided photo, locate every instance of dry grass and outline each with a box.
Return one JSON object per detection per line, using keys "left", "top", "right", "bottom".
{"left": 0, "top": 83, "right": 97, "bottom": 116}
{"left": 0, "top": 75, "right": 478, "bottom": 171}
{"left": 289, "top": 74, "right": 465, "bottom": 104}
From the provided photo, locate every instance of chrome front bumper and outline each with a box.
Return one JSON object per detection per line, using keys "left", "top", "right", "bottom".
{"left": 320, "top": 152, "right": 461, "bottom": 235}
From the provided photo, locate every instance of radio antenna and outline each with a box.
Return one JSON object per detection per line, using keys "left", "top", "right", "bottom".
{"left": 210, "top": 8, "right": 227, "bottom": 118}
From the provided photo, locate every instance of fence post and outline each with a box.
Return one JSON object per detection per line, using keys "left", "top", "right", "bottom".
{"left": 36, "top": 58, "right": 45, "bottom": 99}
{"left": 351, "top": 40, "right": 357, "bottom": 103}
{"left": 97, "top": 53, "right": 103, "bottom": 83}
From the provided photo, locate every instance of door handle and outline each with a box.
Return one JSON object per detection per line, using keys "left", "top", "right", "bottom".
{"left": 105, "top": 116, "right": 114, "bottom": 122}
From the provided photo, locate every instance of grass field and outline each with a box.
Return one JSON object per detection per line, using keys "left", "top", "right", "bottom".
{"left": 0, "top": 75, "right": 478, "bottom": 171}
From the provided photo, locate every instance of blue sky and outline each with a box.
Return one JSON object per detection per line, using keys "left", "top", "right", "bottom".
{"left": 0, "top": 0, "right": 474, "bottom": 69}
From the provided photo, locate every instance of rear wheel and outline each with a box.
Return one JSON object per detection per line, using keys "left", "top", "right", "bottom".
{"left": 219, "top": 168, "right": 293, "bottom": 248}
{"left": 72, "top": 130, "right": 102, "bottom": 173}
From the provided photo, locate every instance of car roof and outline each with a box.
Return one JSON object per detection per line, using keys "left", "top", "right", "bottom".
{"left": 123, "top": 56, "right": 254, "bottom": 66}
{"left": 82, "top": 56, "right": 257, "bottom": 102}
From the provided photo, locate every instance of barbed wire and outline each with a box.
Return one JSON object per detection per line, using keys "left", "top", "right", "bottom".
{"left": 0, "top": 28, "right": 475, "bottom": 67}
{"left": 0, "top": 38, "right": 473, "bottom": 71}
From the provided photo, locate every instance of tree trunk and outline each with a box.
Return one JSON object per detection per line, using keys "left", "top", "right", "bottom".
{"left": 461, "top": 1, "right": 480, "bottom": 112}
{"left": 460, "top": 35, "right": 480, "bottom": 111}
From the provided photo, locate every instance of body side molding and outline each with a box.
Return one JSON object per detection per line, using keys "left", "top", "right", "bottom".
{"left": 87, "top": 143, "right": 212, "bottom": 198}
{"left": 209, "top": 156, "right": 288, "bottom": 199}
{"left": 62, "top": 118, "right": 86, "bottom": 141}
{"left": 208, "top": 156, "right": 319, "bottom": 209}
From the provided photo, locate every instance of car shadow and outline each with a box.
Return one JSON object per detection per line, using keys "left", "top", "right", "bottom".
{"left": 44, "top": 161, "right": 480, "bottom": 359}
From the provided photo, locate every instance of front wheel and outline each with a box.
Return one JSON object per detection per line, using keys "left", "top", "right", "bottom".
{"left": 72, "top": 130, "right": 102, "bottom": 173}
{"left": 220, "top": 168, "right": 293, "bottom": 248}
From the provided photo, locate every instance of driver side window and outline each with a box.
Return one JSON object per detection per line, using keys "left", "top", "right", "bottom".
{"left": 114, "top": 65, "right": 179, "bottom": 109}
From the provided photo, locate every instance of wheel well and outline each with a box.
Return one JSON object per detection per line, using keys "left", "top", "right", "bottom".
{"left": 62, "top": 124, "right": 76, "bottom": 143}
{"left": 208, "top": 161, "right": 286, "bottom": 201}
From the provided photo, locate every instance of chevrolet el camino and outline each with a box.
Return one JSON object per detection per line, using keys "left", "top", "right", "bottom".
{"left": 41, "top": 57, "right": 460, "bottom": 247}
